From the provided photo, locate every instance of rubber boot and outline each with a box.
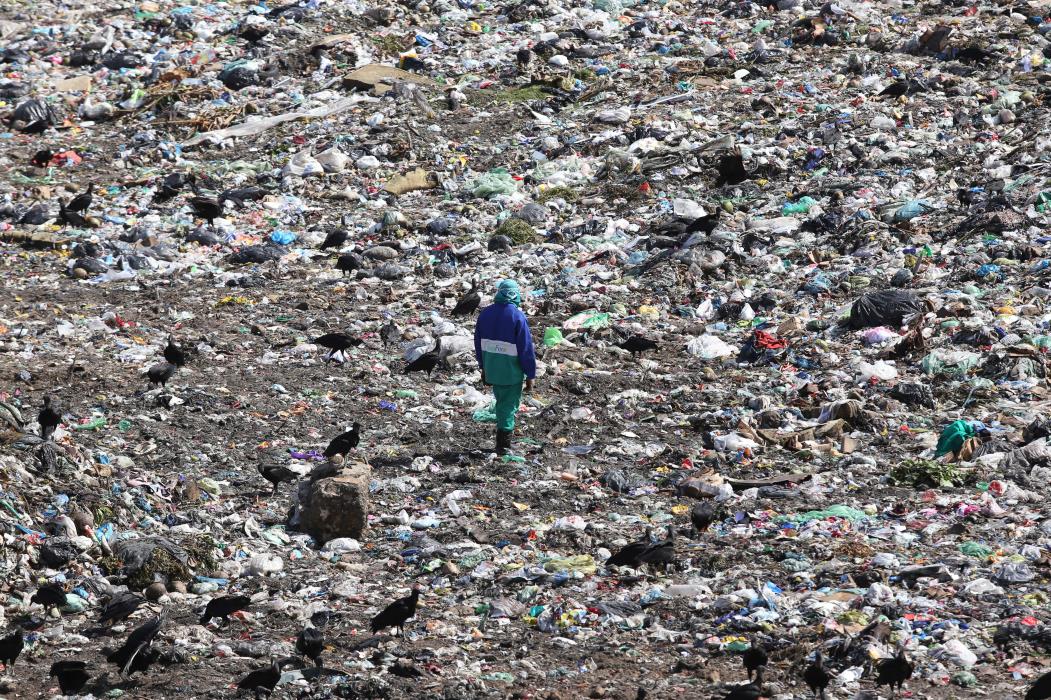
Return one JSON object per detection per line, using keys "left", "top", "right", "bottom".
{"left": 496, "top": 429, "right": 512, "bottom": 455}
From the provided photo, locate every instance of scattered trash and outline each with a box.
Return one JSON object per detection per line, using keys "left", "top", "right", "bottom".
{"left": 2, "top": 0, "right": 1051, "bottom": 697}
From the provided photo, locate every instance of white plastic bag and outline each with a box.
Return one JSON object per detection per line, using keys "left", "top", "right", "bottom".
{"left": 686, "top": 334, "right": 735, "bottom": 359}
{"left": 857, "top": 360, "right": 898, "bottom": 382}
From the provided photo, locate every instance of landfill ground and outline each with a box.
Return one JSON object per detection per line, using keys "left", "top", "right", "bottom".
{"left": 6, "top": 0, "right": 1051, "bottom": 698}
{"left": 7, "top": 278, "right": 1003, "bottom": 698}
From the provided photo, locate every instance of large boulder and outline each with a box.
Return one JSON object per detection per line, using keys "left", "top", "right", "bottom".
{"left": 296, "top": 461, "right": 370, "bottom": 544}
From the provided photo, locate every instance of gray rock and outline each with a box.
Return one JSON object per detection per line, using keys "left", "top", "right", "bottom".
{"left": 298, "top": 462, "right": 370, "bottom": 544}
{"left": 364, "top": 245, "right": 400, "bottom": 260}
{"left": 373, "top": 262, "right": 407, "bottom": 280}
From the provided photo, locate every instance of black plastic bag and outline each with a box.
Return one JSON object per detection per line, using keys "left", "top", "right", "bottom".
{"left": 227, "top": 245, "right": 284, "bottom": 265}
{"left": 843, "top": 290, "right": 925, "bottom": 329}
{"left": 10, "top": 98, "right": 59, "bottom": 127}
{"left": 220, "top": 65, "right": 260, "bottom": 91}
{"left": 890, "top": 382, "right": 935, "bottom": 409}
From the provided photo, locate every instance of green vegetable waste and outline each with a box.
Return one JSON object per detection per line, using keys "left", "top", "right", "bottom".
{"left": 889, "top": 458, "right": 960, "bottom": 487}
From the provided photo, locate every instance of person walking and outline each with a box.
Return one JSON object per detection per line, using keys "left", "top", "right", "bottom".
{"left": 474, "top": 280, "right": 536, "bottom": 454}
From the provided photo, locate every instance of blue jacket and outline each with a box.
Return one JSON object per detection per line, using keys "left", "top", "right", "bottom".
{"left": 474, "top": 302, "right": 536, "bottom": 384}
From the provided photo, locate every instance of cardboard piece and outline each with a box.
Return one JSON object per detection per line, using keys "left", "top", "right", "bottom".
{"left": 343, "top": 64, "right": 435, "bottom": 96}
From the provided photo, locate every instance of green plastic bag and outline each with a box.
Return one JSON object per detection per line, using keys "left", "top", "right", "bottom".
{"left": 921, "top": 350, "right": 979, "bottom": 376}
{"left": 775, "top": 504, "right": 869, "bottom": 524}
{"left": 472, "top": 403, "right": 497, "bottom": 423}
{"left": 563, "top": 311, "right": 611, "bottom": 330}
{"left": 73, "top": 417, "right": 106, "bottom": 431}
{"left": 469, "top": 168, "right": 517, "bottom": 199}
{"left": 782, "top": 196, "right": 816, "bottom": 215}
{"left": 960, "top": 541, "right": 993, "bottom": 558}
{"left": 935, "top": 419, "right": 976, "bottom": 457}
{"left": 543, "top": 327, "right": 563, "bottom": 347}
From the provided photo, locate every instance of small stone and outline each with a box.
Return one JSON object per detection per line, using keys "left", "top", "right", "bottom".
{"left": 72, "top": 267, "right": 88, "bottom": 279}
{"left": 144, "top": 583, "right": 167, "bottom": 601}
{"left": 999, "top": 109, "right": 1015, "bottom": 124}
{"left": 170, "top": 580, "right": 187, "bottom": 594}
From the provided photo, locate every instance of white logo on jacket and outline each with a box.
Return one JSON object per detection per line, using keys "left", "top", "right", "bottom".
{"left": 480, "top": 339, "right": 518, "bottom": 356}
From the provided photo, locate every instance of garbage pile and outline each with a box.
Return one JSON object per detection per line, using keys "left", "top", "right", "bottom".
{"left": 3, "top": 0, "right": 1051, "bottom": 696}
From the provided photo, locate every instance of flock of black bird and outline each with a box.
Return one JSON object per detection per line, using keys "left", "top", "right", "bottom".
{"left": 10, "top": 327, "right": 449, "bottom": 696}
{"left": 599, "top": 502, "right": 1051, "bottom": 700}
{"left": 37, "top": 168, "right": 665, "bottom": 382}
{"left": 12, "top": 168, "right": 1039, "bottom": 698}
{"left": 0, "top": 583, "right": 424, "bottom": 697}
{"left": 19, "top": 327, "right": 1051, "bottom": 697}
{"left": 142, "top": 335, "right": 186, "bottom": 389}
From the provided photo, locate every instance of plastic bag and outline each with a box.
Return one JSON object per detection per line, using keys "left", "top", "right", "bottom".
{"left": 891, "top": 382, "right": 935, "bottom": 408}
{"left": 775, "top": 505, "right": 869, "bottom": 524}
{"left": 686, "top": 334, "right": 736, "bottom": 359}
{"left": 843, "top": 290, "right": 925, "bottom": 329}
{"left": 961, "top": 578, "right": 1003, "bottom": 596}
{"left": 921, "top": 349, "right": 980, "bottom": 376}
{"left": 470, "top": 168, "right": 518, "bottom": 198}
{"left": 321, "top": 538, "right": 362, "bottom": 553}
{"left": 551, "top": 516, "right": 586, "bottom": 531}
{"left": 11, "top": 98, "right": 59, "bottom": 127}
{"left": 857, "top": 360, "right": 898, "bottom": 382}
{"left": 472, "top": 403, "right": 497, "bottom": 423}
{"left": 283, "top": 150, "right": 324, "bottom": 178}
{"left": 893, "top": 199, "right": 933, "bottom": 222}
{"left": 862, "top": 327, "right": 899, "bottom": 345}
{"left": 935, "top": 420, "right": 978, "bottom": 457}
{"left": 532, "top": 157, "right": 590, "bottom": 186}
{"left": 713, "top": 433, "right": 759, "bottom": 451}
{"left": 543, "top": 327, "right": 564, "bottom": 347}
{"left": 599, "top": 468, "right": 644, "bottom": 493}
{"left": 932, "top": 639, "right": 978, "bottom": 668}
{"left": 563, "top": 311, "right": 611, "bottom": 330}
{"left": 782, "top": 196, "right": 817, "bottom": 215}
{"left": 112, "top": 536, "right": 190, "bottom": 575}
{"left": 993, "top": 561, "right": 1035, "bottom": 583}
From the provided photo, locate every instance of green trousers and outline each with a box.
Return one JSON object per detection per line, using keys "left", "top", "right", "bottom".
{"left": 492, "top": 383, "right": 523, "bottom": 432}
